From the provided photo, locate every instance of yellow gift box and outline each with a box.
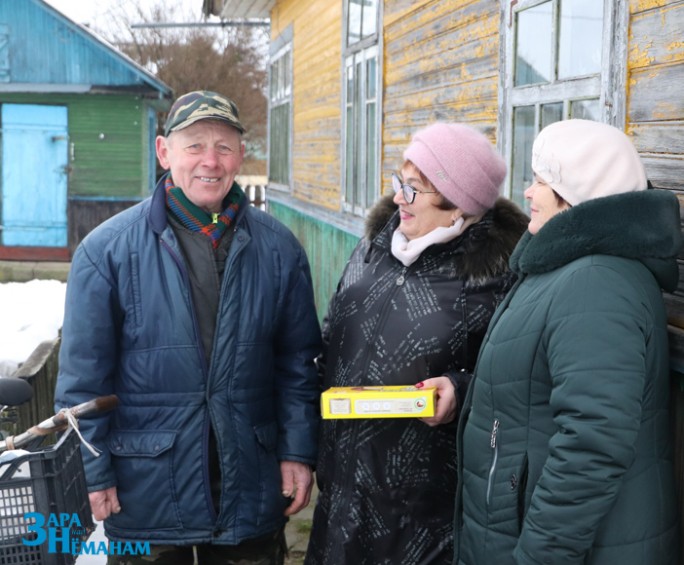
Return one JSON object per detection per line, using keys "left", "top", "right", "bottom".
{"left": 321, "top": 385, "right": 436, "bottom": 419}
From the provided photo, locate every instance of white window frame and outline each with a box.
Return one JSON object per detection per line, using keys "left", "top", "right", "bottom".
{"left": 498, "top": 0, "right": 628, "bottom": 205}
{"left": 268, "top": 42, "right": 293, "bottom": 191}
{"left": 341, "top": 0, "right": 382, "bottom": 216}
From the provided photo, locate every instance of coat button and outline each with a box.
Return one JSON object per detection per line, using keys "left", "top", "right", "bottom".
{"left": 396, "top": 275, "right": 405, "bottom": 286}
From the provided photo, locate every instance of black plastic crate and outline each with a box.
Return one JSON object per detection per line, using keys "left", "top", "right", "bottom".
{"left": 0, "top": 429, "right": 93, "bottom": 565}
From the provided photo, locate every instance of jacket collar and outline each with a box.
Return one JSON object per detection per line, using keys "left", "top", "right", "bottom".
{"left": 148, "top": 173, "right": 170, "bottom": 235}
{"left": 510, "top": 189, "right": 682, "bottom": 291}
{"left": 366, "top": 194, "right": 529, "bottom": 284}
{"left": 147, "top": 172, "right": 250, "bottom": 236}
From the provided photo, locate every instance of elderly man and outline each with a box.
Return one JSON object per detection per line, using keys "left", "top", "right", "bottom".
{"left": 55, "top": 91, "right": 322, "bottom": 564}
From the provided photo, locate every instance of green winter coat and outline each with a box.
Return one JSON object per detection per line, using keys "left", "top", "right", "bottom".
{"left": 454, "top": 189, "right": 681, "bottom": 565}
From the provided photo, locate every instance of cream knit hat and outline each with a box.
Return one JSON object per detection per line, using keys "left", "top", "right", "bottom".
{"left": 531, "top": 119, "right": 647, "bottom": 206}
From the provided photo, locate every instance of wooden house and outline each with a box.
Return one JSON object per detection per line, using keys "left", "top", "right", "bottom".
{"left": 206, "top": 0, "right": 684, "bottom": 558}
{"left": 0, "top": 0, "right": 172, "bottom": 261}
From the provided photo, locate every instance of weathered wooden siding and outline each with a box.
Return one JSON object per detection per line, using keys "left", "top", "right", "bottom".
{"left": 627, "top": 2, "right": 684, "bottom": 560}
{"left": 67, "top": 198, "right": 140, "bottom": 253}
{"left": 66, "top": 94, "right": 151, "bottom": 198}
{"left": 0, "top": 93, "right": 151, "bottom": 199}
{"left": 268, "top": 199, "right": 359, "bottom": 321}
{"left": 383, "top": 0, "right": 500, "bottom": 193}
{"left": 271, "top": 0, "right": 343, "bottom": 210}
{"left": 627, "top": 0, "right": 684, "bottom": 191}
{"left": 267, "top": 0, "right": 502, "bottom": 316}
{"left": 9, "top": 338, "right": 61, "bottom": 438}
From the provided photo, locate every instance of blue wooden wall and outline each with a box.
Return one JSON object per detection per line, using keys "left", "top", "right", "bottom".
{"left": 0, "top": 0, "right": 166, "bottom": 90}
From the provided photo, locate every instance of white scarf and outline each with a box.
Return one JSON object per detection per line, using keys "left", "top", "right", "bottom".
{"left": 391, "top": 217, "right": 467, "bottom": 267}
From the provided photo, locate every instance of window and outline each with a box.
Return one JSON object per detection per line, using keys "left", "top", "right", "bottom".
{"left": 500, "top": 0, "right": 625, "bottom": 206}
{"left": 268, "top": 44, "right": 292, "bottom": 188}
{"left": 342, "top": 0, "right": 381, "bottom": 215}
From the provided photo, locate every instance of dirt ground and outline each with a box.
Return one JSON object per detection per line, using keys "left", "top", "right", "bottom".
{"left": 283, "top": 484, "right": 317, "bottom": 564}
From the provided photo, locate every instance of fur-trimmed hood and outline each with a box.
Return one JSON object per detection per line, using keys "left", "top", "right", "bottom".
{"left": 364, "top": 194, "right": 529, "bottom": 284}
{"left": 510, "top": 189, "right": 682, "bottom": 291}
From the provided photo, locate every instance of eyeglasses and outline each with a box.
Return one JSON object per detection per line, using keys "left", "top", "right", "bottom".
{"left": 391, "top": 173, "right": 437, "bottom": 204}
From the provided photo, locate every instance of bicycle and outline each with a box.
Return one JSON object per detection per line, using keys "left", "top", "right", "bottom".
{"left": 0, "top": 377, "right": 118, "bottom": 565}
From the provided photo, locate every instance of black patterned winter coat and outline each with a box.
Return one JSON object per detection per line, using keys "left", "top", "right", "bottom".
{"left": 305, "top": 196, "right": 529, "bottom": 565}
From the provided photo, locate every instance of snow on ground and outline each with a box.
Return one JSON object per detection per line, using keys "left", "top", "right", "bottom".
{"left": 0, "top": 279, "right": 108, "bottom": 563}
{"left": 0, "top": 279, "right": 66, "bottom": 377}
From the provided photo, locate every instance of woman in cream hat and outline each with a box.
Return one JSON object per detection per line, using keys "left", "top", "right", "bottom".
{"left": 305, "top": 123, "right": 529, "bottom": 565}
{"left": 454, "top": 119, "right": 680, "bottom": 565}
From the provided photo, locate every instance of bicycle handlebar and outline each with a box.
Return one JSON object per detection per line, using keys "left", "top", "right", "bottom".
{"left": 0, "top": 395, "right": 118, "bottom": 454}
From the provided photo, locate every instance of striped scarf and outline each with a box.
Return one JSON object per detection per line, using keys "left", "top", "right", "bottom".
{"left": 165, "top": 176, "right": 245, "bottom": 248}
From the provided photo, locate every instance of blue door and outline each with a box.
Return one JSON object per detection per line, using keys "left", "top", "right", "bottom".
{"left": 1, "top": 104, "right": 68, "bottom": 246}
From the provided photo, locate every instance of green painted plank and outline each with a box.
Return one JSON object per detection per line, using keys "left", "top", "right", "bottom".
{"left": 269, "top": 200, "right": 360, "bottom": 322}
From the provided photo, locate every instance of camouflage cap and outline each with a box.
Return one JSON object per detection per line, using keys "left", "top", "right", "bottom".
{"left": 164, "top": 90, "right": 245, "bottom": 136}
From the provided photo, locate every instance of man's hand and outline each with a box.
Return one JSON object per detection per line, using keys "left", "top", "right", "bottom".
{"left": 89, "top": 487, "right": 121, "bottom": 521}
{"left": 280, "top": 461, "right": 313, "bottom": 516}
{"left": 417, "top": 376, "right": 457, "bottom": 427}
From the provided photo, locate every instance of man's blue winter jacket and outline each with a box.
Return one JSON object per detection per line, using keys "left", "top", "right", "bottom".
{"left": 55, "top": 178, "right": 322, "bottom": 545}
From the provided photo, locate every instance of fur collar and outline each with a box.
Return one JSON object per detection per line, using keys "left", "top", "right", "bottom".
{"left": 510, "top": 189, "right": 681, "bottom": 291}
{"left": 365, "top": 194, "right": 529, "bottom": 284}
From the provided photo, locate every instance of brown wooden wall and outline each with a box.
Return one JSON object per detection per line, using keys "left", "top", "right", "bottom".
{"left": 67, "top": 198, "right": 142, "bottom": 254}
{"left": 4, "top": 338, "right": 61, "bottom": 439}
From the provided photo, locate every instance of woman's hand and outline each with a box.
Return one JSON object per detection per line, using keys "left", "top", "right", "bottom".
{"left": 416, "top": 376, "right": 457, "bottom": 427}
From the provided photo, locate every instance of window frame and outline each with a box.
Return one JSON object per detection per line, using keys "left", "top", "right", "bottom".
{"left": 341, "top": 0, "right": 382, "bottom": 217}
{"left": 498, "top": 0, "right": 629, "bottom": 203}
{"left": 267, "top": 37, "right": 293, "bottom": 192}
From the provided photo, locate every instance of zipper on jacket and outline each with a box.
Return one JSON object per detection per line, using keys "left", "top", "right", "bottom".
{"left": 160, "top": 236, "right": 218, "bottom": 521}
{"left": 486, "top": 418, "right": 500, "bottom": 505}
{"left": 204, "top": 225, "right": 249, "bottom": 525}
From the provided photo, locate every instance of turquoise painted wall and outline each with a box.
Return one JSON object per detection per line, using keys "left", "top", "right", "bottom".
{"left": 269, "top": 200, "right": 360, "bottom": 322}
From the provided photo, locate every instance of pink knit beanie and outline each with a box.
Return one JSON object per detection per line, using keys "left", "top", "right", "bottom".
{"left": 531, "top": 119, "right": 647, "bottom": 206}
{"left": 403, "top": 122, "right": 506, "bottom": 216}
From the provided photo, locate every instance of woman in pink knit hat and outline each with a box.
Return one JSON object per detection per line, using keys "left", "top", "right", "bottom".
{"left": 306, "top": 123, "right": 529, "bottom": 565}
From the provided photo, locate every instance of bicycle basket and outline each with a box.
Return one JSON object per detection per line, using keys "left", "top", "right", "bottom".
{"left": 0, "top": 428, "right": 93, "bottom": 565}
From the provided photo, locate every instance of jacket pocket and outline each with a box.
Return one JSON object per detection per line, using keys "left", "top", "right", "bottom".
{"left": 255, "top": 421, "right": 277, "bottom": 453}
{"left": 107, "top": 430, "right": 181, "bottom": 530}
{"left": 516, "top": 453, "right": 529, "bottom": 534}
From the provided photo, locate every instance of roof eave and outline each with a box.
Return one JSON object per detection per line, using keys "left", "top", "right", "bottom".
{"left": 206, "top": 0, "right": 275, "bottom": 20}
